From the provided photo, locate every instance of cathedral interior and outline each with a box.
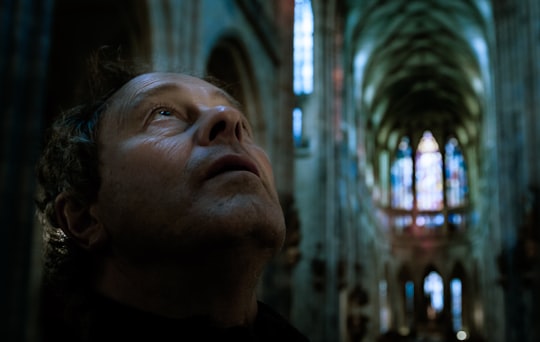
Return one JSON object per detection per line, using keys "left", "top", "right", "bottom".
{"left": 2, "top": 0, "right": 540, "bottom": 341}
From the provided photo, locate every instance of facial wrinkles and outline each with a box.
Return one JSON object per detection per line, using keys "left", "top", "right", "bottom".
{"left": 94, "top": 76, "right": 285, "bottom": 255}
{"left": 100, "top": 75, "right": 174, "bottom": 135}
{"left": 122, "top": 81, "right": 238, "bottom": 136}
{"left": 100, "top": 73, "right": 267, "bottom": 186}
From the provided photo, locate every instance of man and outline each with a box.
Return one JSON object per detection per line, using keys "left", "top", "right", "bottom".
{"left": 35, "top": 57, "right": 308, "bottom": 341}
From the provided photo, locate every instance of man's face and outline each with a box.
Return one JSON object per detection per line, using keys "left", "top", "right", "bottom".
{"left": 95, "top": 73, "right": 285, "bottom": 263}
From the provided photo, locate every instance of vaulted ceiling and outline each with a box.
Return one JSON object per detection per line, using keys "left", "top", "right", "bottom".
{"left": 347, "top": 0, "right": 491, "bottom": 149}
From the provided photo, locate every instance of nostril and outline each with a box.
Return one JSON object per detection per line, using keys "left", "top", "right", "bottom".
{"left": 209, "top": 120, "right": 226, "bottom": 141}
{"left": 234, "top": 122, "right": 242, "bottom": 140}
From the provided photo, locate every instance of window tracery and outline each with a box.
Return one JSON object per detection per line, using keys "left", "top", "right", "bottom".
{"left": 389, "top": 130, "right": 468, "bottom": 233}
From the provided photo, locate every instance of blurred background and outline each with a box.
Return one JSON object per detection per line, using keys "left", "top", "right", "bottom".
{"left": 1, "top": 0, "right": 539, "bottom": 341}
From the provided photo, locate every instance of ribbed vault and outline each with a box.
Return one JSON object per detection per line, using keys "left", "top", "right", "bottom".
{"left": 350, "top": 0, "right": 489, "bottom": 150}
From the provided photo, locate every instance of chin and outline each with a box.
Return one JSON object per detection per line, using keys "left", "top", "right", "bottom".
{"left": 228, "top": 213, "right": 285, "bottom": 251}
{"left": 251, "top": 222, "right": 286, "bottom": 253}
{"left": 207, "top": 201, "right": 286, "bottom": 252}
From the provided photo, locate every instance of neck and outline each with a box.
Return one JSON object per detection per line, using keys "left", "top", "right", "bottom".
{"left": 94, "top": 245, "right": 272, "bottom": 327}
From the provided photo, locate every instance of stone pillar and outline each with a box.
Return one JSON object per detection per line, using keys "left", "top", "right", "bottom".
{"left": 492, "top": 0, "right": 540, "bottom": 341}
{"left": 0, "top": 0, "right": 54, "bottom": 340}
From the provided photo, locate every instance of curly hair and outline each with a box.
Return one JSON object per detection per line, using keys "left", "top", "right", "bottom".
{"left": 35, "top": 49, "right": 148, "bottom": 292}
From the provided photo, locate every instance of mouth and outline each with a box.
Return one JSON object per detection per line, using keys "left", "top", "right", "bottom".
{"left": 206, "top": 155, "right": 260, "bottom": 179}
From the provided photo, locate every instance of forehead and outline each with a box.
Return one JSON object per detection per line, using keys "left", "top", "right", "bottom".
{"left": 100, "top": 72, "right": 241, "bottom": 131}
{"left": 110, "top": 72, "right": 237, "bottom": 107}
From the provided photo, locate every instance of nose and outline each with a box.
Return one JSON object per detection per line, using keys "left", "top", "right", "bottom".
{"left": 196, "top": 106, "right": 244, "bottom": 145}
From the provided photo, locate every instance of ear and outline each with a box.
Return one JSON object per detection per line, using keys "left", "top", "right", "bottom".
{"left": 54, "top": 192, "right": 108, "bottom": 250}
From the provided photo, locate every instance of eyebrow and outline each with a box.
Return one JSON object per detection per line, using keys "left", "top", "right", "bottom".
{"left": 129, "top": 82, "right": 243, "bottom": 111}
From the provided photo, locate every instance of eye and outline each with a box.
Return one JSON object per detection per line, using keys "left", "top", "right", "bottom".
{"left": 150, "top": 106, "right": 184, "bottom": 121}
{"left": 146, "top": 105, "right": 192, "bottom": 132}
{"left": 158, "top": 109, "right": 172, "bottom": 116}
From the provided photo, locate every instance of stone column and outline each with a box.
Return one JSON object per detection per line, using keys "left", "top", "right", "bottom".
{"left": 0, "top": 0, "right": 54, "bottom": 341}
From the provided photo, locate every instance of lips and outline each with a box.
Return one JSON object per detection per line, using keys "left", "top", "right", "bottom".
{"left": 206, "top": 155, "right": 260, "bottom": 179}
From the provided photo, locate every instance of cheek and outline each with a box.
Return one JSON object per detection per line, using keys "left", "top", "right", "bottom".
{"left": 99, "top": 137, "right": 193, "bottom": 209}
{"left": 118, "top": 136, "right": 191, "bottom": 177}
{"left": 254, "top": 149, "right": 276, "bottom": 183}
{"left": 252, "top": 149, "right": 280, "bottom": 200}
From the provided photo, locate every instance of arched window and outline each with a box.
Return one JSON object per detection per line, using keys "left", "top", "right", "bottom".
{"left": 391, "top": 137, "right": 413, "bottom": 210}
{"left": 451, "top": 278, "right": 463, "bottom": 332}
{"left": 389, "top": 131, "right": 468, "bottom": 233}
{"left": 424, "top": 271, "right": 444, "bottom": 319}
{"left": 293, "top": 107, "right": 303, "bottom": 147}
{"left": 416, "top": 131, "right": 443, "bottom": 211}
{"left": 293, "top": 0, "right": 313, "bottom": 95}
{"left": 445, "top": 137, "right": 468, "bottom": 207}
{"left": 404, "top": 280, "right": 415, "bottom": 318}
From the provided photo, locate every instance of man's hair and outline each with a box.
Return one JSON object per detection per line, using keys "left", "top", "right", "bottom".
{"left": 35, "top": 48, "right": 148, "bottom": 291}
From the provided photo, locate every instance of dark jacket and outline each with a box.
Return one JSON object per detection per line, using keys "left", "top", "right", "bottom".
{"left": 41, "top": 292, "right": 309, "bottom": 342}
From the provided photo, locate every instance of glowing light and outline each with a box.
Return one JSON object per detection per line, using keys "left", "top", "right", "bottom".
{"left": 293, "top": 0, "right": 313, "bottom": 94}
{"left": 416, "top": 131, "right": 443, "bottom": 210}
{"left": 457, "top": 330, "right": 468, "bottom": 340}
{"left": 354, "top": 50, "right": 370, "bottom": 99}
{"left": 472, "top": 76, "right": 483, "bottom": 94}
{"left": 293, "top": 108, "right": 303, "bottom": 146}
{"left": 424, "top": 271, "right": 444, "bottom": 313}
{"left": 451, "top": 278, "right": 463, "bottom": 331}
{"left": 445, "top": 137, "right": 468, "bottom": 208}
{"left": 391, "top": 137, "right": 413, "bottom": 209}
{"left": 398, "top": 326, "right": 410, "bottom": 336}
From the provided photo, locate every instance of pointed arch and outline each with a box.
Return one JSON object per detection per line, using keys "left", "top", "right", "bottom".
{"left": 445, "top": 136, "right": 468, "bottom": 208}
{"left": 415, "top": 131, "right": 443, "bottom": 211}
{"left": 397, "top": 264, "right": 415, "bottom": 329}
{"left": 422, "top": 266, "right": 444, "bottom": 321}
{"left": 450, "top": 262, "right": 467, "bottom": 333}
{"left": 391, "top": 136, "right": 413, "bottom": 210}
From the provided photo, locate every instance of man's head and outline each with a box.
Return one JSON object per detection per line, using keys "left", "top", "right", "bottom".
{"left": 36, "top": 66, "right": 286, "bottom": 291}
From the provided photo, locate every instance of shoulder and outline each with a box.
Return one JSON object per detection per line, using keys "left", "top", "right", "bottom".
{"left": 254, "top": 301, "right": 310, "bottom": 342}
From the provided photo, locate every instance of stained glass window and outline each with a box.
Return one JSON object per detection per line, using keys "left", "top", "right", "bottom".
{"left": 416, "top": 213, "right": 445, "bottom": 229}
{"left": 389, "top": 132, "right": 467, "bottom": 233}
{"left": 451, "top": 278, "right": 463, "bottom": 332}
{"left": 293, "top": 107, "right": 303, "bottom": 147}
{"left": 293, "top": 0, "right": 313, "bottom": 94}
{"left": 391, "top": 137, "right": 413, "bottom": 209}
{"left": 405, "top": 280, "right": 414, "bottom": 314}
{"left": 416, "top": 131, "right": 443, "bottom": 211}
{"left": 445, "top": 138, "right": 467, "bottom": 207}
{"left": 394, "top": 215, "right": 412, "bottom": 230}
{"left": 424, "top": 271, "right": 444, "bottom": 314}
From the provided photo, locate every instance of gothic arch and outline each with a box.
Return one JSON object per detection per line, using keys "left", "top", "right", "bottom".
{"left": 450, "top": 261, "right": 467, "bottom": 280}
{"left": 450, "top": 261, "right": 468, "bottom": 332}
{"left": 205, "top": 36, "right": 266, "bottom": 149}
{"left": 421, "top": 265, "right": 445, "bottom": 322}
{"left": 397, "top": 263, "right": 413, "bottom": 282}
{"left": 397, "top": 264, "right": 415, "bottom": 331}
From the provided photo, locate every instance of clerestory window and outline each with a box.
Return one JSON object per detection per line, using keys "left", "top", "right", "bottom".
{"left": 293, "top": 0, "right": 313, "bottom": 95}
{"left": 292, "top": 0, "right": 313, "bottom": 149}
